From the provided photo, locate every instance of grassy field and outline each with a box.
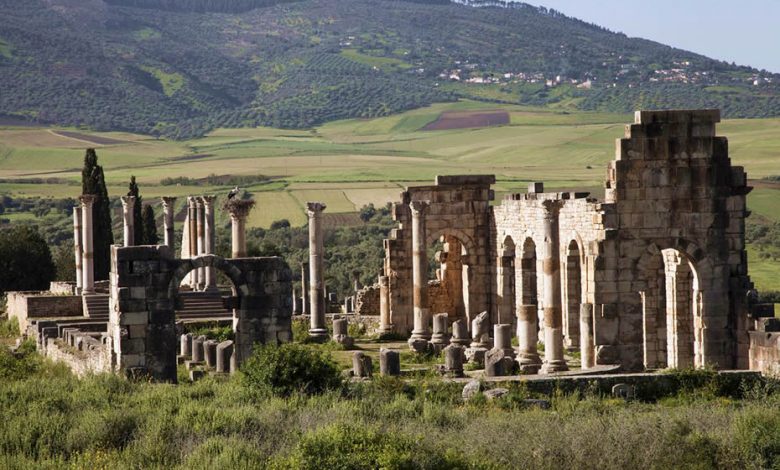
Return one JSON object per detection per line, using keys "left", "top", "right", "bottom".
{"left": 0, "top": 101, "right": 777, "bottom": 288}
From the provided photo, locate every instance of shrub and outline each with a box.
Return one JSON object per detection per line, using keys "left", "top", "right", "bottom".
{"left": 241, "top": 343, "right": 343, "bottom": 397}
{"left": 269, "top": 423, "right": 472, "bottom": 469}
{"left": 0, "top": 339, "right": 42, "bottom": 381}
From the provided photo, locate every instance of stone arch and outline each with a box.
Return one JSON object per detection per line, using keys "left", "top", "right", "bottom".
{"left": 636, "top": 239, "right": 707, "bottom": 369}
{"left": 426, "top": 228, "right": 477, "bottom": 324}
{"left": 426, "top": 227, "right": 477, "bottom": 261}
{"left": 167, "top": 254, "right": 247, "bottom": 301}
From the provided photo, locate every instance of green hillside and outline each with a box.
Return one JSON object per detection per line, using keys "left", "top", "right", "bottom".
{"left": 0, "top": 0, "right": 779, "bottom": 139}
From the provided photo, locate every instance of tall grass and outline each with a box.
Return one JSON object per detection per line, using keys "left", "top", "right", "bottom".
{"left": 0, "top": 347, "right": 779, "bottom": 468}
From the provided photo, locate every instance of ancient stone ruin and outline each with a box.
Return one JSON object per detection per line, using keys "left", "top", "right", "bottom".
{"left": 8, "top": 109, "right": 780, "bottom": 380}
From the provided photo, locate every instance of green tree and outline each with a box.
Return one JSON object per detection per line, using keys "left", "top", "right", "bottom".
{"left": 127, "top": 176, "right": 144, "bottom": 244}
{"left": 81, "top": 149, "right": 114, "bottom": 280}
{"left": 142, "top": 204, "right": 159, "bottom": 245}
{"left": 0, "top": 225, "right": 56, "bottom": 294}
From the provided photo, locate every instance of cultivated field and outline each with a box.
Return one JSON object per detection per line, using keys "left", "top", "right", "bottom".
{"left": 0, "top": 100, "right": 778, "bottom": 288}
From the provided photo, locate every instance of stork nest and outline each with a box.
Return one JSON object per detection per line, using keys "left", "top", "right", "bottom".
{"left": 222, "top": 198, "right": 256, "bottom": 217}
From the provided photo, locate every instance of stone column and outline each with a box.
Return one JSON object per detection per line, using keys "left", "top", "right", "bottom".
{"left": 187, "top": 197, "right": 199, "bottom": 289}
{"left": 79, "top": 195, "right": 96, "bottom": 295}
{"left": 378, "top": 275, "right": 393, "bottom": 333}
{"left": 307, "top": 202, "right": 328, "bottom": 341}
{"left": 516, "top": 304, "right": 541, "bottom": 373}
{"left": 498, "top": 254, "right": 515, "bottom": 326}
{"left": 541, "top": 200, "right": 567, "bottom": 373}
{"left": 120, "top": 196, "right": 136, "bottom": 247}
{"left": 161, "top": 197, "right": 177, "bottom": 251}
{"left": 227, "top": 200, "right": 253, "bottom": 259}
{"left": 580, "top": 302, "right": 595, "bottom": 369}
{"left": 408, "top": 200, "right": 431, "bottom": 350}
{"left": 195, "top": 197, "right": 206, "bottom": 290}
{"left": 202, "top": 195, "right": 217, "bottom": 291}
{"left": 73, "top": 208, "right": 83, "bottom": 294}
{"left": 300, "top": 262, "right": 310, "bottom": 315}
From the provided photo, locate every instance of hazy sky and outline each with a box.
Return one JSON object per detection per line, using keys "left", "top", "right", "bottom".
{"left": 521, "top": 1, "right": 780, "bottom": 73}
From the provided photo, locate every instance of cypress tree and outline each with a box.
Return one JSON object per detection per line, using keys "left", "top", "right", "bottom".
{"left": 127, "top": 176, "right": 144, "bottom": 244}
{"left": 142, "top": 204, "right": 159, "bottom": 245}
{"left": 81, "top": 149, "right": 114, "bottom": 281}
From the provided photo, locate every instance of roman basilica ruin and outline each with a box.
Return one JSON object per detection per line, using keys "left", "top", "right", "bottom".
{"left": 9, "top": 109, "right": 779, "bottom": 381}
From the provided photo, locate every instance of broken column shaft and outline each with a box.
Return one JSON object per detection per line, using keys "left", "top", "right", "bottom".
{"left": 161, "top": 197, "right": 177, "bottom": 251}
{"left": 73, "top": 208, "right": 83, "bottom": 294}
{"left": 120, "top": 196, "right": 136, "bottom": 247}
{"left": 202, "top": 195, "right": 217, "bottom": 291}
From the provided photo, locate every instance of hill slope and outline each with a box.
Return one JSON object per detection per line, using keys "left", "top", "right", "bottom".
{"left": 0, "top": 0, "right": 778, "bottom": 138}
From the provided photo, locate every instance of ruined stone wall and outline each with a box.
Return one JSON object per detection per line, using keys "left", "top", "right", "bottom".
{"left": 108, "top": 245, "right": 292, "bottom": 382}
{"left": 749, "top": 331, "right": 780, "bottom": 377}
{"left": 6, "top": 291, "right": 84, "bottom": 330}
{"left": 354, "top": 283, "right": 380, "bottom": 315}
{"left": 603, "top": 109, "right": 752, "bottom": 370}
{"left": 384, "top": 175, "right": 495, "bottom": 333}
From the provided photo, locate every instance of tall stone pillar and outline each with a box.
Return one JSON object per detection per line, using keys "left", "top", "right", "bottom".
{"left": 498, "top": 254, "right": 515, "bottom": 326}
{"left": 307, "top": 202, "right": 328, "bottom": 341}
{"left": 73, "top": 208, "right": 83, "bottom": 294}
{"left": 161, "top": 197, "right": 177, "bottom": 251}
{"left": 227, "top": 200, "right": 253, "bottom": 258}
{"left": 408, "top": 200, "right": 431, "bottom": 350}
{"left": 541, "top": 199, "right": 567, "bottom": 373}
{"left": 195, "top": 197, "right": 206, "bottom": 290}
{"left": 300, "top": 262, "right": 310, "bottom": 315}
{"left": 79, "top": 195, "right": 96, "bottom": 295}
{"left": 202, "top": 195, "right": 217, "bottom": 291}
{"left": 378, "top": 275, "right": 393, "bottom": 333}
{"left": 187, "top": 197, "right": 199, "bottom": 289}
{"left": 120, "top": 196, "right": 136, "bottom": 247}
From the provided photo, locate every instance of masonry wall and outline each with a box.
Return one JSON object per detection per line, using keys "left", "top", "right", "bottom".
{"left": 6, "top": 291, "right": 84, "bottom": 330}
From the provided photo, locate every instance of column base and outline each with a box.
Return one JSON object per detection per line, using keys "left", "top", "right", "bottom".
{"left": 517, "top": 352, "right": 542, "bottom": 374}
{"left": 204, "top": 285, "right": 220, "bottom": 294}
{"left": 541, "top": 360, "right": 569, "bottom": 374}
{"left": 308, "top": 328, "right": 329, "bottom": 342}
{"left": 82, "top": 289, "right": 96, "bottom": 296}
{"left": 377, "top": 324, "right": 395, "bottom": 334}
{"left": 408, "top": 338, "right": 430, "bottom": 353}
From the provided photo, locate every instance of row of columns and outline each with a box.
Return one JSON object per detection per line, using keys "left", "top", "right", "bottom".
{"left": 73, "top": 195, "right": 95, "bottom": 295}
{"left": 183, "top": 196, "right": 218, "bottom": 292}
{"left": 401, "top": 198, "right": 570, "bottom": 373}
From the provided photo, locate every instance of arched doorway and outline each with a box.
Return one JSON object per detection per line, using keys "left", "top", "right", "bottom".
{"left": 426, "top": 229, "right": 477, "bottom": 326}
{"left": 639, "top": 244, "right": 703, "bottom": 369}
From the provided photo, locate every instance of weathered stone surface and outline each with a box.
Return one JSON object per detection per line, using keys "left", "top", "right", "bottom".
{"left": 443, "top": 343, "right": 465, "bottom": 377}
{"left": 191, "top": 336, "right": 205, "bottom": 363}
{"left": 451, "top": 320, "right": 470, "bottom": 347}
{"left": 484, "top": 388, "right": 509, "bottom": 400}
{"left": 462, "top": 379, "right": 482, "bottom": 400}
{"left": 484, "top": 348, "right": 515, "bottom": 377}
{"left": 216, "top": 340, "right": 234, "bottom": 373}
{"left": 352, "top": 351, "right": 373, "bottom": 378}
{"left": 611, "top": 383, "right": 637, "bottom": 400}
{"left": 332, "top": 318, "right": 354, "bottom": 349}
{"left": 379, "top": 348, "right": 401, "bottom": 376}
{"left": 180, "top": 333, "right": 192, "bottom": 357}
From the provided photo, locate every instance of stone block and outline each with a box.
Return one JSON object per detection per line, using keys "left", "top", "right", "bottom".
{"left": 379, "top": 348, "right": 401, "bottom": 376}
{"left": 216, "top": 340, "right": 234, "bottom": 373}
{"left": 352, "top": 351, "right": 373, "bottom": 378}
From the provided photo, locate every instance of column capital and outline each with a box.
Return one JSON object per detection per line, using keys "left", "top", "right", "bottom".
{"left": 79, "top": 194, "right": 96, "bottom": 207}
{"left": 201, "top": 195, "right": 217, "bottom": 208}
{"left": 225, "top": 198, "right": 255, "bottom": 219}
{"left": 120, "top": 195, "right": 136, "bottom": 209}
{"left": 187, "top": 196, "right": 198, "bottom": 208}
{"left": 161, "top": 196, "right": 177, "bottom": 208}
{"left": 378, "top": 275, "right": 389, "bottom": 287}
{"left": 306, "top": 202, "right": 327, "bottom": 216}
{"left": 409, "top": 199, "right": 430, "bottom": 216}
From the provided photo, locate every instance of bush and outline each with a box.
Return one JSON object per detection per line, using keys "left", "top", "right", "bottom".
{"left": 241, "top": 343, "right": 343, "bottom": 397}
{"left": 269, "top": 423, "right": 472, "bottom": 469}
{"left": 0, "top": 339, "right": 42, "bottom": 381}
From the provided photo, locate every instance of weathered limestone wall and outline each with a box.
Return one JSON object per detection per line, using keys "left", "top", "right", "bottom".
{"left": 384, "top": 175, "right": 495, "bottom": 334}
{"left": 354, "top": 283, "right": 380, "bottom": 315}
{"left": 749, "top": 331, "right": 780, "bottom": 377}
{"left": 108, "top": 245, "right": 292, "bottom": 382}
{"left": 605, "top": 109, "right": 752, "bottom": 370}
{"left": 44, "top": 337, "right": 113, "bottom": 377}
{"left": 6, "top": 291, "right": 84, "bottom": 330}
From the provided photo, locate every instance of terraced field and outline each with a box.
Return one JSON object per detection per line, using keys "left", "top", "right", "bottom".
{"left": 0, "top": 101, "right": 777, "bottom": 287}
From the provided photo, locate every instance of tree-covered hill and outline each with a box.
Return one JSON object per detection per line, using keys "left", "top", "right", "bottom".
{"left": 0, "top": 0, "right": 778, "bottom": 138}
